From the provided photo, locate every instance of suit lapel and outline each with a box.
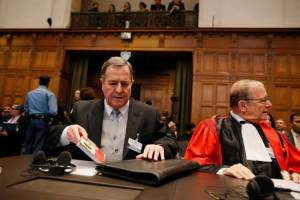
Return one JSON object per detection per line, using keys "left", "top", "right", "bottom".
{"left": 287, "top": 132, "right": 295, "bottom": 145}
{"left": 123, "top": 99, "right": 144, "bottom": 158}
{"left": 87, "top": 100, "right": 104, "bottom": 147}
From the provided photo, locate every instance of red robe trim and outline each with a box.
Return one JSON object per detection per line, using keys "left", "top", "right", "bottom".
{"left": 185, "top": 118, "right": 300, "bottom": 174}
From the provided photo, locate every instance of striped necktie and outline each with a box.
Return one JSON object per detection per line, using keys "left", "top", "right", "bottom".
{"left": 112, "top": 110, "right": 121, "bottom": 122}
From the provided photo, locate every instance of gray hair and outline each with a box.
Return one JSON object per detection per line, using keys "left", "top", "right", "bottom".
{"left": 101, "top": 56, "right": 134, "bottom": 81}
{"left": 229, "top": 79, "right": 264, "bottom": 108}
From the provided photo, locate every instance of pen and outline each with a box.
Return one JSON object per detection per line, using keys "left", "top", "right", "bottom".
{"left": 207, "top": 191, "right": 224, "bottom": 200}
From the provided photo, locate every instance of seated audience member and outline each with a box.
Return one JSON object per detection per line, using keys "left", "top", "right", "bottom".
{"left": 167, "top": 121, "right": 177, "bottom": 138}
{"left": 168, "top": 0, "right": 185, "bottom": 14}
{"left": 1, "top": 105, "right": 12, "bottom": 123}
{"left": 108, "top": 4, "right": 116, "bottom": 12}
{"left": 47, "top": 57, "right": 178, "bottom": 162}
{"left": 286, "top": 112, "right": 300, "bottom": 150}
{"left": 74, "top": 89, "right": 81, "bottom": 102}
{"left": 139, "top": 1, "right": 149, "bottom": 12}
{"left": 178, "top": 122, "right": 195, "bottom": 142}
{"left": 265, "top": 113, "right": 276, "bottom": 129}
{"left": 177, "top": 122, "right": 195, "bottom": 158}
{"left": 123, "top": 2, "right": 131, "bottom": 12}
{"left": 185, "top": 80, "right": 300, "bottom": 183}
{"left": 0, "top": 104, "right": 27, "bottom": 156}
{"left": 150, "top": 0, "right": 166, "bottom": 11}
{"left": 275, "top": 118, "right": 287, "bottom": 134}
{"left": 0, "top": 105, "right": 12, "bottom": 157}
{"left": 70, "top": 89, "right": 80, "bottom": 113}
{"left": 88, "top": 2, "right": 99, "bottom": 12}
{"left": 160, "top": 110, "right": 170, "bottom": 125}
{"left": 80, "top": 87, "right": 96, "bottom": 100}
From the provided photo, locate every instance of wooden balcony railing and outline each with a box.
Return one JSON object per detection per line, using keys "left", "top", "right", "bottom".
{"left": 71, "top": 11, "right": 198, "bottom": 29}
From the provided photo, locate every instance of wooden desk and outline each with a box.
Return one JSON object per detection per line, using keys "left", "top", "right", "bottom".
{"left": 0, "top": 156, "right": 292, "bottom": 200}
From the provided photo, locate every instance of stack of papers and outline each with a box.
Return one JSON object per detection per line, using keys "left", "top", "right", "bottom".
{"left": 71, "top": 159, "right": 98, "bottom": 176}
{"left": 272, "top": 179, "right": 300, "bottom": 192}
{"left": 272, "top": 179, "right": 300, "bottom": 199}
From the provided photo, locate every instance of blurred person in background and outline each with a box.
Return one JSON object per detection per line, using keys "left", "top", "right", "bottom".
{"left": 275, "top": 118, "right": 287, "bottom": 135}
{"left": 0, "top": 104, "right": 27, "bottom": 156}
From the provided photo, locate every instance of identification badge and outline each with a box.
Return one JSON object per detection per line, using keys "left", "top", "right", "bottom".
{"left": 267, "top": 146, "right": 275, "bottom": 159}
{"left": 128, "top": 138, "right": 142, "bottom": 153}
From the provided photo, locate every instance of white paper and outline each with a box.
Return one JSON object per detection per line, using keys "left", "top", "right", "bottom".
{"left": 70, "top": 159, "right": 98, "bottom": 176}
{"left": 272, "top": 178, "right": 300, "bottom": 192}
{"left": 291, "top": 192, "right": 300, "bottom": 199}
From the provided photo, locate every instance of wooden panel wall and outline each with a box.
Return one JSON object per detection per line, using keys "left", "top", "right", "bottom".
{"left": 0, "top": 29, "right": 299, "bottom": 128}
{"left": 192, "top": 33, "right": 300, "bottom": 125}
{"left": 0, "top": 33, "right": 67, "bottom": 107}
{"left": 136, "top": 73, "right": 175, "bottom": 112}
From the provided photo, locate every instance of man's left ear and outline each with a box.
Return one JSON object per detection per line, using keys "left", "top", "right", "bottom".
{"left": 238, "top": 100, "right": 247, "bottom": 113}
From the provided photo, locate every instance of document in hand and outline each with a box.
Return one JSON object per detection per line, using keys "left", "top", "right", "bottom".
{"left": 96, "top": 159, "right": 200, "bottom": 185}
{"left": 76, "top": 137, "right": 106, "bottom": 164}
{"left": 2, "top": 122, "right": 18, "bottom": 132}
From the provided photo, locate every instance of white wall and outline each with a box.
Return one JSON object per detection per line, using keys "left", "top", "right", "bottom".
{"left": 199, "top": 0, "right": 300, "bottom": 28}
{"left": 0, "top": 0, "right": 72, "bottom": 28}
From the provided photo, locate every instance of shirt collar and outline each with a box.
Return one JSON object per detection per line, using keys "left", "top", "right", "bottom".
{"left": 230, "top": 110, "right": 246, "bottom": 123}
{"left": 291, "top": 129, "right": 300, "bottom": 138}
{"left": 104, "top": 99, "right": 129, "bottom": 117}
{"left": 38, "top": 85, "right": 48, "bottom": 90}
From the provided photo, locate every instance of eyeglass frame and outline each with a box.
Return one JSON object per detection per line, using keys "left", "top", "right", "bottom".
{"left": 244, "top": 97, "right": 271, "bottom": 104}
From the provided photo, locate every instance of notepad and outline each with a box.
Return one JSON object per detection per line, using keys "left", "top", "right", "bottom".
{"left": 76, "top": 137, "right": 106, "bottom": 164}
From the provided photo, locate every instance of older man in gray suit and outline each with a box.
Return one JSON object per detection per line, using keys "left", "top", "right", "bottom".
{"left": 48, "top": 57, "right": 178, "bottom": 162}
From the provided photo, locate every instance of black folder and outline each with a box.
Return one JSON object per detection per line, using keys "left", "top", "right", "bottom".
{"left": 2, "top": 122, "right": 18, "bottom": 132}
{"left": 96, "top": 159, "right": 200, "bottom": 185}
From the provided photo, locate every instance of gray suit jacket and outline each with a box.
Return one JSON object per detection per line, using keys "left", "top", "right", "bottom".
{"left": 47, "top": 98, "right": 178, "bottom": 160}
{"left": 286, "top": 131, "right": 295, "bottom": 146}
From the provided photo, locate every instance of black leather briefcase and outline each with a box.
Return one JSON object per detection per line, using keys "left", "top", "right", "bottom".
{"left": 96, "top": 159, "right": 200, "bottom": 185}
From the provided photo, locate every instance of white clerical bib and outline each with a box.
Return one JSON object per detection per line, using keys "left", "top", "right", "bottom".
{"left": 241, "top": 123, "right": 272, "bottom": 162}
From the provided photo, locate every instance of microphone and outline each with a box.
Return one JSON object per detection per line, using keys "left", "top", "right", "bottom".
{"left": 32, "top": 150, "right": 47, "bottom": 164}
{"left": 49, "top": 151, "right": 75, "bottom": 176}
{"left": 247, "top": 175, "right": 276, "bottom": 200}
{"left": 30, "top": 151, "right": 75, "bottom": 176}
{"left": 56, "top": 151, "right": 72, "bottom": 167}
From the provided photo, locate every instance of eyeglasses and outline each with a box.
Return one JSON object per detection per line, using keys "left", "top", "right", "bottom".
{"left": 244, "top": 97, "right": 270, "bottom": 104}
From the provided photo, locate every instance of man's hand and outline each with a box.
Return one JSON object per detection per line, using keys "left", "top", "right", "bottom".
{"left": 291, "top": 172, "right": 300, "bottom": 184}
{"left": 136, "top": 144, "right": 165, "bottom": 161}
{"left": 222, "top": 163, "right": 255, "bottom": 180}
{"left": 0, "top": 130, "right": 7, "bottom": 136}
{"left": 66, "top": 125, "right": 88, "bottom": 144}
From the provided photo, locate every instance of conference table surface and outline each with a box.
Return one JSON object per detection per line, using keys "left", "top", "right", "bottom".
{"left": 0, "top": 155, "right": 293, "bottom": 200}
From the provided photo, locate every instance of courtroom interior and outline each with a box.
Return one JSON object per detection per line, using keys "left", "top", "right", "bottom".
{"left": 0, "top": 0, "right": 300, "bottom": 199}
